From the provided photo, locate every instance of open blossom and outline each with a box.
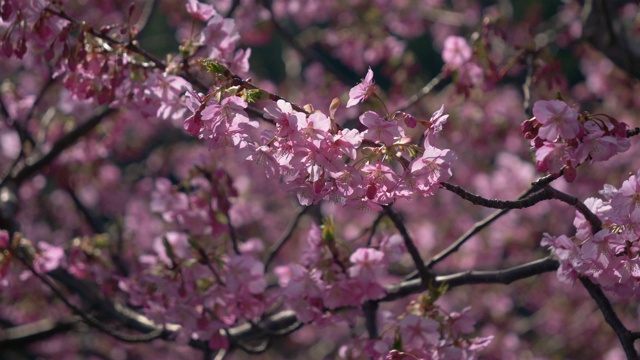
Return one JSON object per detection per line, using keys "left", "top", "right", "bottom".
{"left": 534, "top": 141, "right": 569, "bottom": 174}
{"left": 608, "top": 169, "right": 640, "bottom": 220}
{"left": 186, "top": 0, "right": 218, "bottom": 21}
{"left": 225, "top": 255, "right": 267, "bottom": 295}
{"left": 346, "top": 67, "right": 375, "bottom": 108}
{"left": 399, "top": 314, "right": 439, "bottom": 349}
{"left": 263, "top": 99, "right": 305, "bottom": 138}
{"left": 533, "top": 100, "right": 581, "bottom": 141}
{"left": 348, "top": 248, "right": 385, "bottom": 281}
{"left": 34, "top": 242, "right": 65, "bottom": 274}
{"left": 360, "top": 111, "right": 404, "bottom": 146}
{"left": 442, "top": 36, "right": 472, "bottom": 68}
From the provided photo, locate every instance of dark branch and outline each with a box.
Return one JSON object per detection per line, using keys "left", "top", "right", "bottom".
{"left": 264, "top": 206, "right": 310, "bottom": 270}
{"left": 0, "top": 316, "right": 81, "bottom": 349}
{"left": 383, "top": 205, "right": 434, "bottom": 288}
{"left": 386, "top": 256, "right": 559, "bottom": 302}
{"left": 424, "top": 174, "right": 560, "bottom": 272}
{"left": 545, "top": 186, "right": 603, "bottom": 233}
{"left": 579, "top": 277, "right": 639, "bottom": 360}
{"left": 13, "top": 108, "right": 116, "bottom": 185}
{"left": 440, "top": 182, "right": 553, "bottom": 209}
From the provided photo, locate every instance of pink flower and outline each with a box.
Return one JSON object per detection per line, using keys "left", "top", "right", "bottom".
{"left": 580, "top": 229, "right": 616, "bottom": 272}
{"left": 186, "top": 0, "right": 218, "bottom": 22}
{"left": 534, "top": 141, "right": 569, "bottom": 174}
{"left": 609, "top": 170, "right": 640, "bottom": 219}
{"left": 297, "top": 111, "right": 331, "bottom": 141}
{"left": 399, "top": 314, "right": 439, "bottom": 349}
{"left": 225, "top": 255, "right": 266, "bottom": 295}
{"left": 346, "top": 67, "right": 375, "bottom": 108}
{"left": 348, "top": 248, "right": 385, "bottom": 281}
{"left": 409, "top": 146, "right": 456, "bottom": 192}
{"left": 360, "top": 111, "right": 404, "bottom": 146}
{"left": 263, "top": 100, "right": 305, "bottom": 138}
{"left": 533, "top": 100, "right": 581, "bottom": 140}
{"left": 0, "top": 230, "right": 9, "bottom": 249}
{"left": 442, "top": 36, "right": 472, "bottom": 68}
{"left": 573, "top": 132, "right": 624, "bottom": 163}
{"left": 34, "top": 242, "right": 65, "bottom": 274}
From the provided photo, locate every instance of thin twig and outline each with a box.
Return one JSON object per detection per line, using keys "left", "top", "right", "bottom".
{"left": 426, "top": 175, "right": 559, "bottom": 271}
{"left": 13, "top": 108, "right": 116, "bottom": 185}
{"left": 395, "top": 72, "right": 446, "bottom": 113}
{"left": 264, "top": 206, "right": 309, "bottom": 269}
{"left": 366, "top": 211, "right": 386, "bottom": 247}
{"left": 13, "top": 252, "right": 163, "bottom": 343}
{"left": 383, "top": 205, "right": 433, "bottom": 287}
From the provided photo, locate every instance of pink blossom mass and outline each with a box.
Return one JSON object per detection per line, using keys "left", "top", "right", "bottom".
{"left": 1, "top": 1, "right": 640, "bottom": 359}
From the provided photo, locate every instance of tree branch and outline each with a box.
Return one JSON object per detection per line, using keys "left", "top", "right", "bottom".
{"left": 427, "top": 176, "right": 557, "bottom": 270}
{"left": 264, "top": 206, "right": 309, "bottom": 270}
{"left": 0, "top": 316, "right": 82, "bottom": 349}
{"left": 12, "top": 107, "right": 116, "bottom": 185}
{"left": 545, "top": 186, "right": 603, "bottom": 233}
{"left": 383, "top": 205, "right": 434, "bottom": 288}
{"left": 440, "top": 182, "right": 553, "bottom": 209}
{"left": 386, "top": 256, "right": 559, "bottom": 302}
{"left": 579, "top": 277, "right": 639, "bottom": 360}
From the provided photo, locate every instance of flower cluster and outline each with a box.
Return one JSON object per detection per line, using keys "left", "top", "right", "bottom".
{"left": 274, "top": 222, "right": 389, "bottom": 321}
{"left": 340, "top": 297, "right": 492, "bottom": 359}
{"left": 121, "top": 170, "right": 268, "bottom": 349}
{"left": 542, "top": 170, "right": 640, "bottom": 297}
{"left": 521, "top": 99, "right": 630, "bottom": 181}
{"left": 184, "top": 68, "right": 456, "bottom": 209}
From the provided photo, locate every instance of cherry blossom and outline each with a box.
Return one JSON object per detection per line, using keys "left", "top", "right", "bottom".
{"left": 533, "top": 100, "right": 581, "bottom": 141}
{"left": 442, "top": 36, "right": 472, "bottom": 68}
{"left": 346, "top": 67, "right": 375, "bottom": 108}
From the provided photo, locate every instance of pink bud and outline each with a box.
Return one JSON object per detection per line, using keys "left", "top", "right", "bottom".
{"left": 366, "top": 183, "right": 377, "bottom": 200}
{"left": 0, "top": 230, "right": 9, "bottom": 249}
{"left": 563, "top": 166, "right": 577, "bottom": 182}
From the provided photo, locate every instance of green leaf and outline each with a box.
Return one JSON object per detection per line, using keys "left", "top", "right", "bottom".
{"left": 244, "top": 89, "right": 262, "bottom": 103}
{"left": 201, "top": 59, "right": 229, "bottom": 75}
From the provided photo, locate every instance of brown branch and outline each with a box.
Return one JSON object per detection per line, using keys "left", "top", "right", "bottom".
{"left": 264, "top": 206, "right": 310, "bottom": 270}
{"left": 386, "top": 256, "right": 559, "bottom": 302}
{"left": 362, "top": 301, "right": 379, "bottom": 339}
{"left": 13, "top": 107, "right": 116, "bottom": 185}
{"left": 0, "top": 316, "right": 82, "bottom": 349}
{"left": 579, "top": 277, "right": 639, "bottom": 360}
{"left": 366, "top": 211, "right": 386, "bottom": 247}
{"left": 426, "top": 174, "right": 561, "bottom": 271}
{"left": 395, "top": 72, "right": 446, "bottom": 113}
{"left": 383, "top": 205, "right": 434, "bottom": 288}
{"left": 440, "top": 182, "right": 553, "bottom": 209}
{"left": 12, "top": 253, "right": 164, "bottom": 343}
